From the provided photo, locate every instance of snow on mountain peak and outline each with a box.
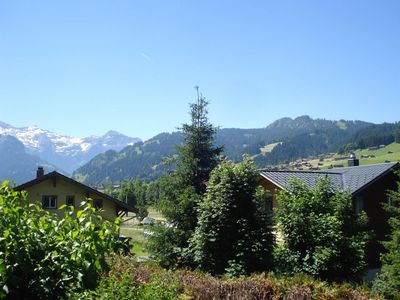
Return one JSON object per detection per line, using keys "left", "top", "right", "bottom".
{"left": 0, "top": 121, "right": 141, "bottom": 173}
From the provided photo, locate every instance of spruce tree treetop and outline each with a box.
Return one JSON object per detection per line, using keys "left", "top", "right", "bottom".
{"left": 149, "top": 88, "right": 222, "bottom": 269}
{"left": 176, "top": 87, "right": 223, "bottom": 194}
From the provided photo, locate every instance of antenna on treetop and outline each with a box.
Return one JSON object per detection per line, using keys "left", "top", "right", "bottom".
{"left": 194, "top": 85, "right": 200, "bottom": 103}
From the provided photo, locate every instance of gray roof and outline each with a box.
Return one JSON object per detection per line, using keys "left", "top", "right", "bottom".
{"left": 260, "top": 162, "right": 399, "bottom": 195}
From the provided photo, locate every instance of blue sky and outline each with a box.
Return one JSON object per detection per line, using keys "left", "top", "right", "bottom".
{"left": 0, "top": 1, "right": 399, "bottom": 140}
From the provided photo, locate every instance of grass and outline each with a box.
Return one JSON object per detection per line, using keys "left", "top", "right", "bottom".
{"left": 119, "top": 225, "right": 150, "bottom": 257}
{"left": 120, "top": 206, "right": 165, "bottom": 258}
{"left": 354, "top": 142, "right": 400, "bottom": 165}
{"left": 147, "top": 206, "right": 166, "bottom": 221}
{"left": 306, "top": 142, "right": 400, "bottom": 170}
{"left": 260, "top": 142, "right": 281, "bottom": 155}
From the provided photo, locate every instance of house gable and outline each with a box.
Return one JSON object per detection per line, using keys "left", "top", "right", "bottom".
{"left": 16, "top": 171, "right": 136, "bottom": 222}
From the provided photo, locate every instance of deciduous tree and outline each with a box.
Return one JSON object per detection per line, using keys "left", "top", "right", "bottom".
{"left": 275, "top": 178, "right": 369, "bottom": 282}
{"left": 117, "top": 180, "right": 148, "bottom": 220}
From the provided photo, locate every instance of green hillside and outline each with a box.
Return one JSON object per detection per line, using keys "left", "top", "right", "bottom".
{"left": 73, "top": 116, "right": 371, "bottom": 185}
{"left": 305, "top": 142, "right": 400, "bottom": 170}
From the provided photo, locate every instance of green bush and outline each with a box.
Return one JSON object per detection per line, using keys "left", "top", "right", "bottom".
{"left": 372, "top": 179, "right": 400, "bottom": 299}
{"left": 0, "top": 181, "right": 119, "bottom": 299}
{"left": 275, "top": 177, "right": 369, "bottom": 282}
{"left": 73, "top": 256, "right": 181, "bottom": 300}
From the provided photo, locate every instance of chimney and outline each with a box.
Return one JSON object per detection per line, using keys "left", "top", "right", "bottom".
{"left": 348, "top": 153, "right": 359, "bottom": 167}
{"left": 36, "top": 166, "right": 44, "bottom": 178}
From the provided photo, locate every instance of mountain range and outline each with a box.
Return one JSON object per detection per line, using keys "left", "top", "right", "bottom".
{"left": 72, "top": 116, "right": 375, "bottom": 186}
{"left": 0, "top": 135, "right": 57, "bottom": 184}
{"left": 0, "top": 121, "right": 141, "bottom": 183}
{"left": 3, "top": 116, "right": 399, "bottom": 186}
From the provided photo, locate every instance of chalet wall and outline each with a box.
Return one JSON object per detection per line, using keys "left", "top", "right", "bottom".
{"left": 356, "top": 171, "right": 398, "bottom": 267}
{"left": 259, "top": 177, "right": 282, "bottom": 209}
{"left": 23, "top": 177, "right": 117, "bottom": 221}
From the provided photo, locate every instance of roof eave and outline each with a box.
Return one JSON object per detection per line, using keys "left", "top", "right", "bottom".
{"left": 259, "top": 172, "right": 286, "bottom": 190}
{"left": 351, "top": 162, "right": 400, "bottom": 196}
{"left": 15, "top": 172, "right": 137, "bottom": 213}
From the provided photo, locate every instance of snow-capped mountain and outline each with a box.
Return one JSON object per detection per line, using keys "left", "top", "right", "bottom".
{"left": 0, "top": 122, "right": 141, "bottom": 173}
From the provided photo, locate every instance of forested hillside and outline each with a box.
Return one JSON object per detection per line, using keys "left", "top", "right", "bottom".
{"left": 339, "top": 122, "right": 400, "bottom": 153}
{"left": 73, "top": 116, "right": 372, "bottom": 185}
{"left": 73, "top": 132, "right": 182, "bottom": 184}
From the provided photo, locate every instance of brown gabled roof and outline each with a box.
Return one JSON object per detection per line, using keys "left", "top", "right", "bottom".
{"left": 15, "top": 171, "right": 136, "bottom": 212}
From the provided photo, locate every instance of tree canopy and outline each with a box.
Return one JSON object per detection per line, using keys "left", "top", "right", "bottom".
{"left": 275, "top": 178, "right": 369, "bottom": 282}
{"left": 189, "top": 158, "right": 274, "bottom": 276}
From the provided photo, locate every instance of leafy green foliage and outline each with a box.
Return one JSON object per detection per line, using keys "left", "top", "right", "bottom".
{"left": 117, "top": 180, "right": 148, "bottom": 220}
{"left": 0, "top": 182, "right": 119, "bottom": 299}
{"left": 189, "top": 158, "right": 274, "bottom": 276}
{"left": 153, "top": 175, "right": 201, "bottom": 231}
{"left": 372, "top": 178, "right": 400, "bottom": 299}
{"left": 72, "top": 256, "right": 181, "bottom": 300}
{"left": 275, "top": 178, "right": 369, "bottom": 282}
{"left": 148, "top": 226, "right": 191, "bottom": 269}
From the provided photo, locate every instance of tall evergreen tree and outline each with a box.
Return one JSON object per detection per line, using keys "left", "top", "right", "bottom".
{"left": 150, "top": 88, "right": 222, "bottom": 268}
{"left": 176, "top": 87, "right": 223, "bottom": 194}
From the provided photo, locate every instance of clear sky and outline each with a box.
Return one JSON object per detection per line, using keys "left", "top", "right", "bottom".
{"left": 0, "top": 1, "right": 399, "bottom": 140}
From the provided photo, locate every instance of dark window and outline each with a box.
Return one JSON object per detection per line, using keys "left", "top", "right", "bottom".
{"left": 66, "top": 195, "right": 75, "bottom": 207}
{"left": 42, "top": 195, "right": 57, "bottom": 209}
{"left": 354, "top": 196, "right": 364, "bottom": 215}
{"left": 267, "top": 195, "right": 274, "bottom": 211}
{"left": 93, "top": 199, "right": 103, "bottom": 210}
{"left": 386, "top": 196, "right": 394, "bottom": 206}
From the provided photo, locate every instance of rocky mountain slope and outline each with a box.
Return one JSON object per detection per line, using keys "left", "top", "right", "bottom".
{"left": 0, "top": 135, "right": 57, "bottom": 184}
{"left": 0, "top": 122, "right": 141, "bottom": 173}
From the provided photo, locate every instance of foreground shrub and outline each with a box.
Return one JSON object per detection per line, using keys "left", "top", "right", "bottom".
{"left": 79, "top": 256, "right": 378, "bottom": 300}
{"left": 372, "top": 178, "right": 400, "bottom": 299}
{"left": 73, "top": 257, "right": 180, "bottom": 300}
{"left": 0, "top": 182, "right": 119, "bottom": 299}
{"left": 275, "top": 178, "right": 369, "bottom": 282}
